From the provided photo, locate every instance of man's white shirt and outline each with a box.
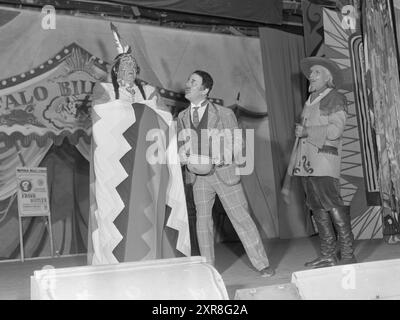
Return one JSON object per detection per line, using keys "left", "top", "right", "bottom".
{"left": 190, "top": 100, "right": 207, "bottom": 123}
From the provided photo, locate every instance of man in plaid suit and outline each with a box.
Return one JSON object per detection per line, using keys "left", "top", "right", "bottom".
{"left": 177, "top": 70, "right": 273, "bottom": 277}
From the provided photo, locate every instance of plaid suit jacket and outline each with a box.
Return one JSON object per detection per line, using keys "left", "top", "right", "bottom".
{"left": 177, "top": 101, "right": 243, "bottom": 186}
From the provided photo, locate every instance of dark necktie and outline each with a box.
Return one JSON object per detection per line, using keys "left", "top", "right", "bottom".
{"left": 193, "top": 107, "right": 200, "bottom": 127}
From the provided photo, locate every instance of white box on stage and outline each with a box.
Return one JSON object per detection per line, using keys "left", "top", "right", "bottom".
{"left": 234, "top": 283, "right": 301, "bottom": 300}
{"left": 291, "top": 258, "right": 400, "bottom": 300}
{"left": 31, "top": 256, "right": 229, "bottom": 300}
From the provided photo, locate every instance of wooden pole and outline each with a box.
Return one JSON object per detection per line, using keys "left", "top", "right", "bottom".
{"left": 281, "top": 117, "right": 306, "bottom": 204}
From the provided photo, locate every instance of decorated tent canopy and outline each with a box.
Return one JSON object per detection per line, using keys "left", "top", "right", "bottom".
{"left": 0, "top": 43, "right": 105, "bottom": 148}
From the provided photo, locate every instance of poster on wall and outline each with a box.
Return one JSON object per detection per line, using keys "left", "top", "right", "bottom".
{"left": 16, "top": 167, "right": 50, "bottom": 217}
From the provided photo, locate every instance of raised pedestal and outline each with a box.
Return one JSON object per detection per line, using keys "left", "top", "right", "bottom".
{"left": 31, "top": 256, "right": 228, "bottom": 300}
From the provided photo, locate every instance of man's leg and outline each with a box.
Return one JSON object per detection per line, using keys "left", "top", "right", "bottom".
{"left": 214, "top": 179, "right": 270, "bottom": 272}
{"left": 330, "top": 206, "right": 356, "bottom": 264}
{"left": 305, "top": 209, "right": 337, "bottom": 267}
{"left": 321, "top": 177, "right": 356, "bottom": 264}
{"left": 302, "top": 177, "right": 337, "bottom": 268}
{"left": 192, "top": 176, "right": 217, "bottom": 265}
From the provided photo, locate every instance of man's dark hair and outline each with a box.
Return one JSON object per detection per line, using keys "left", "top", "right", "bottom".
{"left": 193, "top": 70, "right": 213, "bottom": 96}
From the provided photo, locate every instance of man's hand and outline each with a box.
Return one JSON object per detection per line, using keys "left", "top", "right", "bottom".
{"left": 213, "top": 156, "right": 224, "bottom": 167}
{"left": 295, "top": 124, "right": 308, "bottom": 138}
{"left": 179, "top": 151, "right": 190, "bottom": 166}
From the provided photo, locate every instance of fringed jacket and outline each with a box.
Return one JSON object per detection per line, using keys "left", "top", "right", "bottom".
{"left": 293, "top": 88, "right": 347, "bottom": 179}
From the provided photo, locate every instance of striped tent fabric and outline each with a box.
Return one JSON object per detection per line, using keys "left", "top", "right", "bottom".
{"left": 87, "top": 82, "right": 190, "bottom": 264}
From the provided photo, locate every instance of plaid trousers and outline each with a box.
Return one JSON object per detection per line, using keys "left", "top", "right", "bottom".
{"left": 192, "top": 174, "right": 270, "bottom": 271}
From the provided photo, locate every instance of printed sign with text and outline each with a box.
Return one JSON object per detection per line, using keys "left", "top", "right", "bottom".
{"left": 16, "top": 167, "right": 50, "bottom": 217}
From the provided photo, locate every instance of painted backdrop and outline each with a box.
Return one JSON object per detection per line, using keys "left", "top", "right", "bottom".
{"left": 0, "top": 7, "right": 277, "bottom": 259}
{"left": 323, "top": 8, "right": 382, "bottom": 240}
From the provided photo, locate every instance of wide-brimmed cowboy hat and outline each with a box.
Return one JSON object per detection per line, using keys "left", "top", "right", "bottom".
{"left": 300, "top": 56, "right": 343, "bottom": 89}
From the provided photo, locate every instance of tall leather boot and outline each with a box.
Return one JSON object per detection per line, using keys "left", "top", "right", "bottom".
{"left": 305, "top": 209, "right": 337, "bottom": 268}
{"left": 330, "top": 206, "right": 356, "bottom": 264}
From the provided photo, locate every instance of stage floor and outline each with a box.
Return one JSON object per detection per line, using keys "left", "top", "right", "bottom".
{"left": 1, "top": 236, "right": 399, "bottom": 300}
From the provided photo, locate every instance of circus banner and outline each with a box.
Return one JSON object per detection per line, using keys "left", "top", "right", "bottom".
{"left": 0, "top": 43, "right": 107, "bottom": 148}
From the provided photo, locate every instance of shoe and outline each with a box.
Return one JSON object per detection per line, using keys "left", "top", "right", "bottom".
{"left": 339, "top": 255, "right": 357, "bottom": 265}
{"left": 305, "top": 255, "right": 337, "bottom": 268}
{"left": 259, "top": 267, "right": 275, "bottom": 277}
{"left": 313, "top": 259, "right": 337, "bottom": 268}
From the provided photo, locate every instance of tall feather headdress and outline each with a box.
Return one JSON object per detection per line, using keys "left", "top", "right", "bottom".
{"left": 109, "top": 22, "right": 139, "bottom": 95}
{"left": 110, "top": 22, "right": 130, "bottom": 54}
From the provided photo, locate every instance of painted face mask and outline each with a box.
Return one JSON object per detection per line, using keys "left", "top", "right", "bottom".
{"left": 111, "top": 53, "right": 139, "bottom": 95}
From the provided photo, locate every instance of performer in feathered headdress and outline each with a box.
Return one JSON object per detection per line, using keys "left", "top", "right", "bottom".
{"left": 87, "top": 23, "right": 191, "bottom": 265}
{"left": 109, "top": 22, "right": 139, "bottom": 100}
{"left": 93, "top": 22, "right": 167, "bottom": 112}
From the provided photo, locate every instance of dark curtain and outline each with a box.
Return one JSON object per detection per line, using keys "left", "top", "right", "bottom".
{"left": 1, "top": 140, "right": 90, "bottom": 260}
{"left": 259, "top": 27, "right": 314, "bottom": 238}
{"left": 42, "top": 140, "right": 90, "bottom": 254}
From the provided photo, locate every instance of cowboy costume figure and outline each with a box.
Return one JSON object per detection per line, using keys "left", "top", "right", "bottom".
{"left": 293, "top": 56, "right": 356, "bottom": 268}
